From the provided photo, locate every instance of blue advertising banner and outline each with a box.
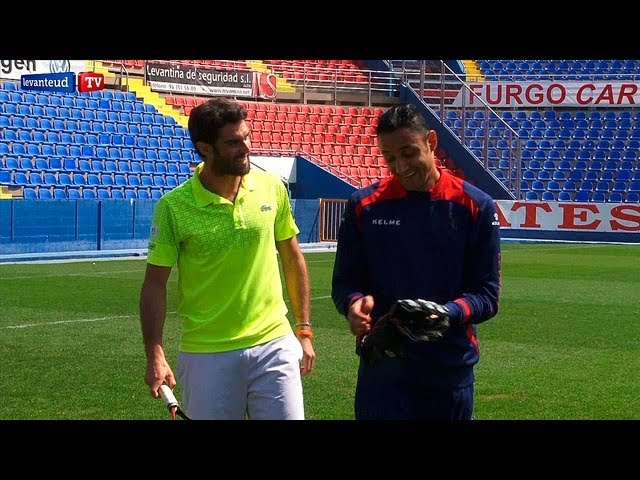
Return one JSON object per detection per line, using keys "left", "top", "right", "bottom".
{"left": 20, "top": 72, "right": 76, "bottom": 93}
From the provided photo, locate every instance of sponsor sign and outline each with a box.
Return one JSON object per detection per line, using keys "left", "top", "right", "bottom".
{"left": 21, "top": 72, "right": 76, "bottom": 94}
{"left": 145, "top": 61, "right": 277, "bottom": 99}
{"left": 495, "top": 200, "right": 640, "bottom": 240}
{"left": 452, "top": 81, "right": 640, "bottom": 108}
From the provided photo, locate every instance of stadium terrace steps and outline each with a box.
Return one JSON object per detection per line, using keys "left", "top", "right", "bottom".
{"left": 0, "top": 185, "right": 13, "bottom": 199}
{"left": 461, "top": 60, "right": 483, "bottom": 82}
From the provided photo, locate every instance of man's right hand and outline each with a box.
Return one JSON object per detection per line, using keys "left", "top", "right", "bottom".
{"left": 347, "top": 295, "right": 374, "bottom": 336}
{"left": 144, "top": 346, "right": 176, "bottom": 398}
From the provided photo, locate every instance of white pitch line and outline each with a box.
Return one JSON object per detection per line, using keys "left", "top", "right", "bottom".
{"left": 0, "top": 269, "right": 148, "bottom": 280}
{"left": 0, "top": 311, "right": 178, "bottom": 330}
{"left": 0, "top": 260, "right": 334, "bottom": 281}
{"left": 1, "top": 296, "right": 334, "bottom": 330}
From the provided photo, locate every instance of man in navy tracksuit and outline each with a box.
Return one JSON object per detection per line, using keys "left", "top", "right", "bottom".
{"left": 331, "top": 103, "right": 501, "bottom": 420}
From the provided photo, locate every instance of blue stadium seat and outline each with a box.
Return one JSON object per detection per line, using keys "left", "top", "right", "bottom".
{"left": 595, "top": 181, "right": 610, "bottom": 193}
{"left": 575, "top": 191, "right": 590, "bottom": 202}
{"left": 528, "top": 159, "right": 542, "bottom": 171}
{"left": 140, "top": 175, "right": 153, "bottom": 187}
{"left": 114, "top": 175, "right": 127, "bottom": 187}
{"left": 531, "top": 180, "right": 545, "bottom": 192}
{"left": 115, "top": 161, "right": 129, "bottom": 174}
{"left": 78, "top": 159, "right": 91, "bottom": 172}
{"left": 68, "top": 189, "right": 81, "bottom": 199}
{"left": 111, "top": 189, "right": 125, "bottom": 199}
{"left": 138, "top": 189, "right": 151, "bottom": 200}
{"left": 538, "top": 171, "right": 551, "bottom": 183}
{"left": 557, "top": 161, "right": 572, "bottom": 173}
{"left": 127, "top": 175, "right": 140, "bottom": 187}
{"left": 525, "top": 191, "right": 539, "bottom": 201}
{"left": 547, "top": 180, "right": 561, "bottom": 193}
{"left": 558, "top": 191, "right": 572, "bottom": 201}
{"left": 23, "top": 187, "right": 38, "bottom": 199}
{"left": 600, "top": 171, "right": 615, "bottom": 183}
{"left": 611, "top": 140, "right": 626, "bottom": 152}
{"left": 124, "top": 188, "right": 138, "bottom": 199}
{"left": 541, "top": 191, "right": 556, "bottom": 201}
{"left": 38, "top": 188, "right": 53, "bottom": 199}
{"left": 616, "top": 170, "right": 631, "bottom": 182}
{"left": 101, "top": 175, "right": 115, "bottom": 187}
{"left": 563, "top": 180, "right": 578, "bottom": 193}
{"left": 87, "top": 174, "right": 101, "bottom": 186}
{"left": 2, "top": 101, "right": 19, "bottom": 115}
{"left": 608, "top": 192, "right": 623, "bottom": 203}
{"left": 34, "top": 157, "right": 48, "bottom": 170}
{"left": 165, "top": 175, "right": 178, "bottom": 188}
{"left": 588, "top": 160, "right": 603, "bottom": 172}
{"left": 97, "top": 187, "right": 111, "bottom": 199}
{"left": 584, "top": 171, "right": 599, "bottom": 182}
{"left": 625, "top": 192, "right": 640, "bottom": 203}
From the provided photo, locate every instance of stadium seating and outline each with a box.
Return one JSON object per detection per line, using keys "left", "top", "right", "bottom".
{"left": 3, "top": 59, "right": 640, "bottom": 201}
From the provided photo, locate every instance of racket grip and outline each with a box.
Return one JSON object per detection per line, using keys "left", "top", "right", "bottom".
{"left": 159, "top": 384, "right": 179, "bottom": 409}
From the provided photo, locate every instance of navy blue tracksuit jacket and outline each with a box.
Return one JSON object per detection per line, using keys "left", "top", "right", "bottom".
{"left": 331, "top": 168, "right": 501, "bottom": 388}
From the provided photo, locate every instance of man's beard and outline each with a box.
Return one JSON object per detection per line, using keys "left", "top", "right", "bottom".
{"left": 211, "top": 153, "right": 251, "bottom": 176}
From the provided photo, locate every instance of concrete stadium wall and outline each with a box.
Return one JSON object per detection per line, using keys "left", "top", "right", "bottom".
{"left": 4, "top": 197, "right": 635, "bottom": 257}
{"left": 0, "top": 198, "right": 322, "bottom": 255}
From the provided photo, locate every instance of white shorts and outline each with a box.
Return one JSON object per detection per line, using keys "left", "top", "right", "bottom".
{"left": 177, "top": 334, "right": 304, "bottom": 420}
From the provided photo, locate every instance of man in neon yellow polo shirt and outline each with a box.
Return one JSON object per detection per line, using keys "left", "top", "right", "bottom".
{"left": 140, "top": 98, "right": 315, "bottom": 420}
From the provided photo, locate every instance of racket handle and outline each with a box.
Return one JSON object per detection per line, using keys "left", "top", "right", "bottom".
{"left": 159, "top": 384, "right": 179, "bottom": 409}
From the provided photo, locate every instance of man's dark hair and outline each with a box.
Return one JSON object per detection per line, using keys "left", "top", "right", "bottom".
{"left": 188, "top": 98, "right": 248, "bottom": 155}
{"left": 375, "top": 103, "right": 429, "bottom": 136}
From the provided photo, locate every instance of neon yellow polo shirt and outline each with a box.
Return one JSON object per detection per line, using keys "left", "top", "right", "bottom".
{"left": 146, "top": 163, "right": 299, "bottom": 353}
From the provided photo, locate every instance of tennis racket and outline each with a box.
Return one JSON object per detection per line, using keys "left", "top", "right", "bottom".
{"left": 159, "top": 384, "right": 190, "bottom": 420}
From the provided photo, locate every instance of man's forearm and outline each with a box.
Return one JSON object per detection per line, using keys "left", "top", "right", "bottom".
{"left": 140, "top": 281, "right": 168, "bottom": 358}
{"left": 282, "top": 254, "right": 311, "bottom": 324}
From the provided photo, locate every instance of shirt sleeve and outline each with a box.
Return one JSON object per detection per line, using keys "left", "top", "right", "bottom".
{"left": 445, "top": 196, "right": 501, "bottom": 326}
{"left": 146, "top": 197, "right": 179, "bottom": 267}
{"left": 331, "top": 197, "right": 367, "bottom": 317}
{"left": 274, "top": 178, "right": 300, "bottom": 241}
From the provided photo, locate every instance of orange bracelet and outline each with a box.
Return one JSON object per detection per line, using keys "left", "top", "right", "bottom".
{"left": 294, "top": 328, "right": 314, "bottom": 340}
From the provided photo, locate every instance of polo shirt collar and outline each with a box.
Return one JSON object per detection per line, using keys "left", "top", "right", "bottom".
{"left": 192, "top": 162, "right": 257, "bottom": 208}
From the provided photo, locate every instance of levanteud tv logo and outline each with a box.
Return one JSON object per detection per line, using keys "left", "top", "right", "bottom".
{"left": 77, "top": 71, "right": 105, "bottom": 92}
{"left": 20, "top": 71, "right": 104, "bottom": 94}
{"left": 21, "top": 72, "right": 76, "bottom": 94}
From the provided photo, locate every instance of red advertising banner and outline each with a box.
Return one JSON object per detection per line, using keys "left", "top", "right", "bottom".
{"left": 495, "top": 200, "right": 640, "bottom": 233}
